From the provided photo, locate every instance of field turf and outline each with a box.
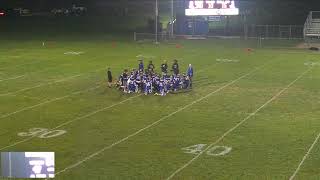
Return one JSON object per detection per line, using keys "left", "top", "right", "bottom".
{"left": 0, "top": 37, "right": 320, "bottom": 180}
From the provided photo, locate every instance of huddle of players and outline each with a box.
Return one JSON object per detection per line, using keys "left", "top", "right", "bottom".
{"left": 117, "top": 60, "right": 193, "bottom": 96}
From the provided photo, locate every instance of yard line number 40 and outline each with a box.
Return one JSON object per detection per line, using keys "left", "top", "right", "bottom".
{"left": 182, "top": 144, "right": 232, "bottom": 156}
{"left": 18, "top": 128, "right": 66, "bottom": 139}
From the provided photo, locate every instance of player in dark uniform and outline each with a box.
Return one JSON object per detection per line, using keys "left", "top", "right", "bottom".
{"left": 161, "top": 60, "right": 168, "bottom": 76}
{"left": 107, "top": 68, "right": 112, "bottom": 88}
{"left": 153, "top": 75, "right": 160, "bottom": 93}
{"left": 148, "top": 60, "right": 155, "bottom": 74}
{"left": 183, "top": 74, "right": 191, "bottom": 89}
{"left": 138, "top": 60, "right": 144, "bottom": 72}
{"left": 122, "top": 69, "right": 129, "bottom": 93}
{"left": 172, "top": 59, "right": 179, "bottom": 75}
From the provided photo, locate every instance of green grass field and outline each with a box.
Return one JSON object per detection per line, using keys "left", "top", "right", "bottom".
{"left": 0, "top": 37, "right": 320, "bottom": 180}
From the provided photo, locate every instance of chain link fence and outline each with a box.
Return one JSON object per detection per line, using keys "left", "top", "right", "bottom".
{"left": 202, "top": 24, "right": 303, "bottom": 39}
{"left": 247, "top": 25, "right": 303, "bottom": 39}
{"left": 134, "top": 32, "right": 303, "bottom": 49}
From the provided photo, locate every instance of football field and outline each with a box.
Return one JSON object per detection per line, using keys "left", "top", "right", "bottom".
{"left": 0, "top": 38, "right": 320, "bottom": 179}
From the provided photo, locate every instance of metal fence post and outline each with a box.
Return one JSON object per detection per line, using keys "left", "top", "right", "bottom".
{"left": 289, "top": 25, "right": 292, "bottom": 39}
{"left": 258, "top": 36, "right": 262, "bottom": 48}
{"left": 279, "top": 25, "right": 281, "bottom": 39}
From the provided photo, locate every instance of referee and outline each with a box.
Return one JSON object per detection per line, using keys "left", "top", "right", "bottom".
{"left": 107, "top": 68, "right": 113, "bottom": 88}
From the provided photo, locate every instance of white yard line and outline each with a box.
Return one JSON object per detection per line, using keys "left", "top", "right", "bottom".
{"left": 0, "top": 67, "right": 105, "bottom": 97}
{"left": 0, "top": 66, "right": 51, "bottom": 84}
{"left": 0, "top": 60, "right": 42, "bottom": 70}
{"left": 193, "top": 78, "right": 209, "bottom": 83}
{"left": 0, "top": 75, "right": 25, "bottom": 82}
{"left": 0, "top": 69, "right": 50, "bottom": 83}
{"left": 289, "top": 132, "right": 320, "bottom": 180}
{"left": 0, "top": 85, "right": 102, "bottom": 119}
{"left": 0, "top": 74, "right": 82, "bottom": 97}
{"left": 0, "top": 62, "right": 83, "bottom": 84}
{"left": 197, "top": 63, "right": 219, "bottom": 74}
{"left": 166, "top": 67, "right": 313, "bottom": 180}
{"left": 0, "top": 94, "right": 141, "bottom": 151}
{"left": 53, "top": 63, "right": 268, "bottom": 177}
{"left": 6, "top": 94, "right": 42, "bottom": 101}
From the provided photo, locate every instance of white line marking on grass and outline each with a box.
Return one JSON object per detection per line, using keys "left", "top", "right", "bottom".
{"left": 193, "top": 79, "right": 209, "bottom": 84}
{"left": 136, "top": 55, "right": 156, "bottom": 59}
{"left": 0, "top": 55, "right": 21, "bottom": 58}
{"left": 304, "top": 62, "right": 320, "bottom": 66}
{"left": 206, "top": 146, "right": 232, "bottom": 156}
{"left": 0, "top": 75, "right": 25, "bottom": 82}
{"left": 0, "top": 74, "right": 81, "bottom": 97}
{"left": 289, "top": 132, "right": 320, "bottom": 180}
{"left": 64, "top": 52, "right": 85, "bottom": 55}
{"left": 0, "top": 68, "right": 105, "bottom": 97}
{"left": 52, "top": 94, "right": 142, "bottom": 129}
{"left": 216, "top": 59, "right": 240, "bottom": 63}
{"left": 181, "top": 144, "right": 232, "bottom": 157}
{"left": 53, "top": 63, "right": 269, "bottom": 177}
{"left": 0, "top": 94, "right": 141, "bottom": 151}
{"left": 182, "top": 144, "right": 207, "bottom": 155}
{"left": 6, "top": 94, "right": 42, "bottom": 101}
{"left": 166, "top": 67, "right": 313, "bottom": 180}
{"left": 0, "top": 61, "right": 42, "bottom": 70}
{"left": 0, "top": 85, "right": 101, "bottom": 119}
{"left": 0, "top": 63, "right": 76, "bottom": 84}
{"left": 196, "top": 62, "right": 221, "bottom": 74}
{"left": 18, "top": 128, "right": 67, "bottom": 139}
{"left": 0, "top": 68, "right": 58, "bottom": 84}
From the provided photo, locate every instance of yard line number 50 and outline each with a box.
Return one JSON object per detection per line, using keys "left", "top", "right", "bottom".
{"left": 182, "top": 144, "right": 232, "bottom": 157}
{"left": 18, "top": 128, "right": 67, "bottom": 139}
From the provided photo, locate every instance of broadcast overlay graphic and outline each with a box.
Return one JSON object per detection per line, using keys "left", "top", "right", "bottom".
{"left": 1, "top": 152, "right": 55, "bottom": 179}
{"left": 185, "top": 0, "right": 239, "bottom": 16}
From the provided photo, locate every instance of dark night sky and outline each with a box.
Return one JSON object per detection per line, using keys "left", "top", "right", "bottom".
{"left": 0, "top": 0, "right": 319, "bottom": 24}
{"left": 1, "top": 0, "right": 320, "bottom": 10}
{"left": 0, "top": 0, "right": 319, "bottom": 8}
